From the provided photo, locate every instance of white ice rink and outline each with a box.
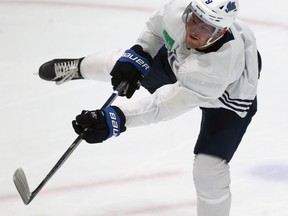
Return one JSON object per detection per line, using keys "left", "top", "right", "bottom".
{"left": 1, "top": 0, "right": 288, "bottom": 215}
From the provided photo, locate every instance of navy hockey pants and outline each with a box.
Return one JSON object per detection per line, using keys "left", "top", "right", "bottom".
{"left": 141, "top": 46, "right": 258, "bottom": 163}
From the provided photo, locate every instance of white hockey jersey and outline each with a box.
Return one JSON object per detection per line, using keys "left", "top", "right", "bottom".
{"left": 120, "top": 0, "right": 259, "bottom": 127}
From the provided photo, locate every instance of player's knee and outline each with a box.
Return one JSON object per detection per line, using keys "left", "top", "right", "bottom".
{"left": 193, "top": 154, "right": 231, "bottom": 203}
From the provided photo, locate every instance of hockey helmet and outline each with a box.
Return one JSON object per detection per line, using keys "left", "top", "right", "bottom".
{"left": 182, "top": 0, "right": 239, "bottom": 47}
{"left": 182, "top": 0, "right": 239, "bottom": 29}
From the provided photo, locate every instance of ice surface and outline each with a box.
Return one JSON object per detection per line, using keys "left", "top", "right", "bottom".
{"left": 1, "top": 0, "right": 288, "bottom": 215}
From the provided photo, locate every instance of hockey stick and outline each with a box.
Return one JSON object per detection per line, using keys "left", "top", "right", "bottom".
{"left": 13, "top": 81, "right": 128, "bottom": 205}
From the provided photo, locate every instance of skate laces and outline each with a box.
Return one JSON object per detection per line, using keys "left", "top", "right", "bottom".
{"left": 53, "top": 59, "right": 80, "bottom": 85}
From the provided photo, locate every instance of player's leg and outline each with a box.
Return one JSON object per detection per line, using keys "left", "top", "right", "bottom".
{"left": 38, "top": 45, "right": 177, "bottom": 90}
{"left": 38, "top": 49, "right": 123, "bottom": 84}
{"left": 193, "top": 154, "right": 231, "bottom": 216}
{"left": 193, "top": 98, "right": 257, "bottom": 216}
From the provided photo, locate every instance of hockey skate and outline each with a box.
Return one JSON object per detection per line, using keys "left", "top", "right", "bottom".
{"left": 38, "top": 58, "right": 84, "bottom": 84}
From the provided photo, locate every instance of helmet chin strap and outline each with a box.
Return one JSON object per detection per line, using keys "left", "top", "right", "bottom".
{"left": 199, "top": 28, "right": 226, "bottom": 49}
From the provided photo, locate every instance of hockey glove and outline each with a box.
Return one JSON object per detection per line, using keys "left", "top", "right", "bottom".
{"left": 110, "top": 45, "right": 152, "bottom": 98}
{"left": 72, "top": 106, "right": 126, "bottom": 144}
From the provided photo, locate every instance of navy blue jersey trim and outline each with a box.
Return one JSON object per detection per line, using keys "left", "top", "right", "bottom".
{"left": 223, "top": 91, "right": 254, "bottom": 104}
{"left": 219, "top": 91, "right": 254, "bottom": 112}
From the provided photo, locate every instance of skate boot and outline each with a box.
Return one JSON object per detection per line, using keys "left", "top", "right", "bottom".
{"left": 38, "top": 58, "right": 84, "bottom": 84}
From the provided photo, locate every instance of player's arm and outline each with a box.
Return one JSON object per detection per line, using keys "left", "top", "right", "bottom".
{"left": 119, "top": 52, "right": 235, "bottom": 127}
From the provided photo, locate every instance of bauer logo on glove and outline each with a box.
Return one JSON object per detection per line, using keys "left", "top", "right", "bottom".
{"left": 120, "top": 50, "right": 151, "bottom": 75}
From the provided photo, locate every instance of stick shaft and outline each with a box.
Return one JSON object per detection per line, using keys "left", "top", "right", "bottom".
{"left": 14, "top": 81, "right": 127, "bottom": 204}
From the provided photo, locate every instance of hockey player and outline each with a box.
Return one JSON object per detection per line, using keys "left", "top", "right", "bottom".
{"left": 38, "top": 0, "right": 262, "bottom": 215}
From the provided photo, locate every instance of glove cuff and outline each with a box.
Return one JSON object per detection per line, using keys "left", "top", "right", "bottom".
{"left": 111, "top": 106, "right": 126, "bottom": 128}
{"left": 118, "top": 45, "right": 152, "bottom": 76}
{"left": 103, "top": 106, "right": 126, "bottom": 138}
{"left": 130, "top": 45, "right": 153, "bottom": 64}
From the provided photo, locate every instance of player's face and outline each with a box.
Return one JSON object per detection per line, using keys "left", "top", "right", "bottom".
{"left": 185, "top": 14, "right": 215, "bottom": 49}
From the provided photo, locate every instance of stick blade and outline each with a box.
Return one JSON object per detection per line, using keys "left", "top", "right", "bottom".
{"left": 13, "top": 168, "right": 31, "bottom": 205}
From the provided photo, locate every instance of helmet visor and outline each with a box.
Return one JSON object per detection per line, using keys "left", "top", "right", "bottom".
{"left": 182, "top": 3, "right": 221, "bottom": 37}
{"left": 186, "top": 13, "right": 216, "bottom": 37}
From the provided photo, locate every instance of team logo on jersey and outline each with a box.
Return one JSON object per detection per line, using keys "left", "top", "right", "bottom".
{"left": 163, "top": 29, "right": 175, "bottom": 51}
{"left": 205, "top": 0, "right": 213, "bottom": 4}
{"left": 225, "top": 1, "right": 237, "bottom": 13}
